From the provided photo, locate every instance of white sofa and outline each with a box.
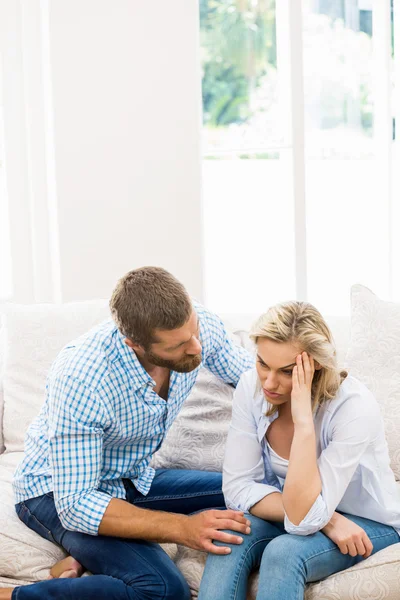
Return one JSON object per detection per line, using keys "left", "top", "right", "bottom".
{"left": 0, "top": 285, "right": 399, "bottom": 599}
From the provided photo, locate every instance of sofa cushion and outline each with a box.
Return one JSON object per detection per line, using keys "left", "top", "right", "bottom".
{"left": 0, "top": 452, "right": 67, "bottom": 582}
{"left": 345, "top": 285, "right": 400, "bottom": 480}
{"left": 2, "top": 301, "right": 110, "bottom": 453}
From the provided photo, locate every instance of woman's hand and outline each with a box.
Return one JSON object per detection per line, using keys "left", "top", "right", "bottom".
{"left": 322, "top": 512, "right": 373, "bottom": 558}
{"left": 291, "top": 352, "right": 315, "bottom": 426}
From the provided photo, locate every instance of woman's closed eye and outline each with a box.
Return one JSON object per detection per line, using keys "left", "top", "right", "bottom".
{"left": 257, "top": 359, "right": 293, "bottom": 377}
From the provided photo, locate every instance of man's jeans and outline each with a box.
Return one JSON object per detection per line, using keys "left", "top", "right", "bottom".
{"left": 14, "top": 469, "right": 224, "bottom": 600}
{"left": 198, "top": 512, "right": 400, "bottom": 600}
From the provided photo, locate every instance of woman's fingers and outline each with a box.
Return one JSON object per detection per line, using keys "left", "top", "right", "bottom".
{"left": 292, "top": 365, "right": 299, "bottom": 390}
{"left": 354, "top": 538, "right": 367, "bottom": 557}
{"left": 301, "top": 352, "right": 315, "bottom": 385}
{"left": 346, "top": 541, "right": 358, "bottom": 557}
{"left": 296, "top": 354, "right": 305, "bottom": 385}
{"left": 362, "top": 534, "right": 373, "bottom": 558}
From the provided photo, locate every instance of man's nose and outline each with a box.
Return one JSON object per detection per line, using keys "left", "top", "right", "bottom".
{"left": 187, "top": 336, "right": 202, "bottom": 355}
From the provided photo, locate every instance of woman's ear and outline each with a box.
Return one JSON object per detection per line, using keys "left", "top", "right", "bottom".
{"left": 314, "top": 361, "right": 323, "bottom": 371}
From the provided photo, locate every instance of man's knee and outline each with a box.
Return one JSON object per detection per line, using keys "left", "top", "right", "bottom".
{"left": 163, "top": 568, "right": 191, "bottom": 600}
{"left": 127, "top": 564, "right": 190, "bottom": 600}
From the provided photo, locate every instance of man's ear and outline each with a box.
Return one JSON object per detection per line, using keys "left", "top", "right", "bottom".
{"left": 124, "top": 338, "right": 142, "bottom": 352}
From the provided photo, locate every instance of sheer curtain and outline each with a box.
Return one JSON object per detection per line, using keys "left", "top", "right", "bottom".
{"left": 0, "top": 0, "right": 60, "bottom": 304}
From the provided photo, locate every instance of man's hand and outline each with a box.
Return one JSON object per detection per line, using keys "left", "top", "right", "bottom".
{"left": 322, "top": 512, "right": 373, "bottom": 558}
{"left": 179, "top": 509, "right": 251, "bottom": 555}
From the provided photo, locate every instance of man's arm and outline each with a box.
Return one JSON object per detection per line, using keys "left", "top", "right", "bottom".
{"left": 198, "top": 304, "right": 254, "bottom": 386}
{"left": 99, "top": 499, "right": 251, "bottom": 554}
{"left": 48, "top": 374, "right": 250, "bottom": 553}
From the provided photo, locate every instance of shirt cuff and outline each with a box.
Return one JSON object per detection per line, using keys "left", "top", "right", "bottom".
{"left": 284, "top": 494, "right": 329, "bottom": 536}
{"left": 57, "top": 490, "right": 113, "bottom": 535}
{"left": 225, "top": 483, "right": 281, "bottom": 514}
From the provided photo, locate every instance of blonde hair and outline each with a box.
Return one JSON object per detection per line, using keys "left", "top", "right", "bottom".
{"left": 250, "top": 301, "right": 347, "bottom": 417}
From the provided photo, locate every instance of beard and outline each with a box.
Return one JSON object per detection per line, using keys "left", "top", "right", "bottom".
{"left": 145, "top": 348, "right": 202, "bottom": 373}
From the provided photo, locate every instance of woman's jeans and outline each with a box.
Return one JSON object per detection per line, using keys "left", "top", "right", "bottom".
{"left": 14, "top": 469, "right": 225, "bottom": 600}
{"left": 198, "top": 512, "right": 400, "bottom": 600}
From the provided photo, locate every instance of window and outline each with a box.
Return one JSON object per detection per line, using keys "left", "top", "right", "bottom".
{"left": 200, "top": 0, "right": 296, "bottom": 315}
{"left": 200, "top": 0, "right": 397, "bottom": 316}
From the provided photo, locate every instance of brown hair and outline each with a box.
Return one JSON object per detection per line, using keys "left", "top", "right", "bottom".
{"left": 109, "top": 266, "right": 192, "bottom": 348}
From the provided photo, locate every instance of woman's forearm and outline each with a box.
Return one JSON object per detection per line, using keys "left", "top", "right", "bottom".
{"left": 249, "top": 491, "right": 285, "bottom": 521}
{"left": 282, "top": 421, "right": 322, "bottom": 525}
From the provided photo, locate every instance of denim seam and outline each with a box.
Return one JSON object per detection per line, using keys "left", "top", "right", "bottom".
{"left": 303, "top": 530, "right": 399, "bottom": 566}
{"left": 133, "top": 490, "right": 222, "bottom": 503}
{"left": 19, "top": 502, "right": 57, "bottom": 544}
{"left": 231, "top": 537, "right": 276, "bottom": 600}
{"left": 117, "top": 539, "right": 169, "bottom": 598}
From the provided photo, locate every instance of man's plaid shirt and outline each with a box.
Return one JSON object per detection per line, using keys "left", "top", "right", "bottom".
{"left": 13, "top": 302, "right": 254, "bottom": 535}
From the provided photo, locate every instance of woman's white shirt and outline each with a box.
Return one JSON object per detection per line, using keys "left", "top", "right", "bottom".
{"left": 222, "top": 368, "right": 400, "bottom": 536}
{"left": 266, "top": 441, "right": 289, "bottom": 483}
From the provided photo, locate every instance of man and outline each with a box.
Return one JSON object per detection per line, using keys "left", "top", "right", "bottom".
{"left": 3, "top": 267, "right": 254, "bottom": 600}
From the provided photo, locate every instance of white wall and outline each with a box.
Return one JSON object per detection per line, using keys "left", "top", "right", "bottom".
{"left": 1, "top": 0, "right": 204, "bottom": 303}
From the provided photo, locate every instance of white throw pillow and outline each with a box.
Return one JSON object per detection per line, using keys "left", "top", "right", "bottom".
{"left": 152, "top": 368, "right": 235, "bottom": 472}
{"left": 345, "top": 284, "right": 400, "bottom": 480}
{"left": 2, "top": 301, "right": 110, "bottom": 453}
{"left": 152, "top": 331, "right": 255, "bottom": 472}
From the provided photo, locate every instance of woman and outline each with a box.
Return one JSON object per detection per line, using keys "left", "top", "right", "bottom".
{"left": 198, "top": 301, "right": 400, "bottom": 600}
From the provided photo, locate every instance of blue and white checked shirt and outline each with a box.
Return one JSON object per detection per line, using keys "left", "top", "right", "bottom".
{"left": 13, "top": 302, "right": 254, "bottom": 535}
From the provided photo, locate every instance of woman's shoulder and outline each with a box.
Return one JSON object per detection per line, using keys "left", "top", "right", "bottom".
{"left": 237, "top": 367, "right": 258, "bottom": 389}
{"left": 325, "top": 374, "right": 381, "bottom": 421}
{"left": 235, "top": 368, "right": 263, "bottom": 411}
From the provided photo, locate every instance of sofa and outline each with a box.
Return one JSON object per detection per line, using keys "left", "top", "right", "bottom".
{"left": 0, "top": 284, "right": 399, "bottom": 599}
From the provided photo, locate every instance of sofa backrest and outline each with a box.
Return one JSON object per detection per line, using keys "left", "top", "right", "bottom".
{"left": 0, "top": 301, "right": 110, "bottom": 454}
{"left": 0, "top": 304, "right": 350, "bottom": 456}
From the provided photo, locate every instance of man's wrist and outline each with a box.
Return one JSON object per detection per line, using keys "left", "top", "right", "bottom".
{"left": 173, "top": 514, "right": 191, "bottom": 545}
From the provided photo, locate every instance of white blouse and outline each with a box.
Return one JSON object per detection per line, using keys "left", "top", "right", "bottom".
{"left": 223, "top": 368, "right": 400, "bottom": 536}
{"left": 266, "top": 441, "right": 289, "bottom": 483}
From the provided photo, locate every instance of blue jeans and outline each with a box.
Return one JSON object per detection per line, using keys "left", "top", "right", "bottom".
{"left": 198, "top": 513, "right": 400, "bottom": 600}
{"left": 14, "top": 469, "right": 225, "bottom": 600}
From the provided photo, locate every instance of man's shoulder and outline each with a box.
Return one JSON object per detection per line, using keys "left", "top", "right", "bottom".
{"left": 49, "top": 318, "right": 120, "bottom": 391}
{"left": 192, "top": 299, "right": 224, "bottom": 337}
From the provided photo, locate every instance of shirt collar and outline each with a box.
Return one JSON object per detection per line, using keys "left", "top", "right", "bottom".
{"left": 115, "top": 329, "right": 155, "bottom": 391}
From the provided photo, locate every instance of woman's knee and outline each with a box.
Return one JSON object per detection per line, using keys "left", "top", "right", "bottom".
{"left": 260, "top": 534, "right": 305, "bottom": 572}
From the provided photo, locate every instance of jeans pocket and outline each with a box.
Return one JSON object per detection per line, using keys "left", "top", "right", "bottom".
{"left": 15, "top": 498, "right": 57, "bottom": 544}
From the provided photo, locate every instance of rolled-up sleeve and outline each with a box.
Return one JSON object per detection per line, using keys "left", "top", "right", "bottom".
{"left": 48, "top": 375, "right": 113, "bottom": 535}
{"left": 284, "top": 397, "right": 379, "bottom": 535}
{"left": 199, "top": 306, "right": 254, "bottom": 386}
{"left": 223, "top": 372, "right": 280, "bottom": 512}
